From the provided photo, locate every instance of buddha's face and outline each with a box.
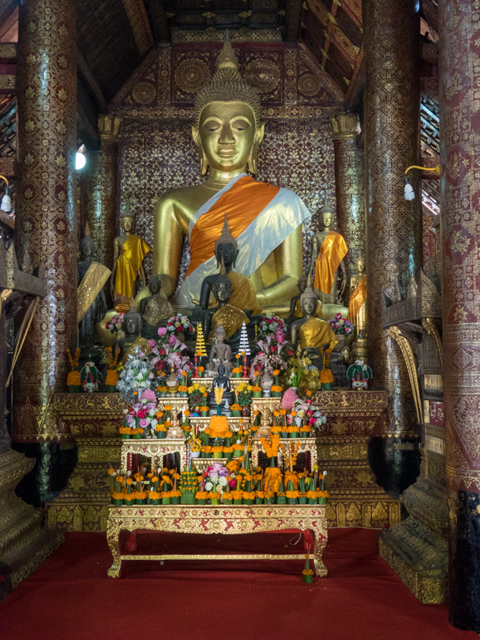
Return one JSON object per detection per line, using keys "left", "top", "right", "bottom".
{"left": 81, "top": 239, "right": 94, "bottom": 258}
{"left": 215, "top": 242, "right": 237, "bottom": 268}
{"left": 194, "top": 102, "right": 264, "bottom": 172}
{"left": 215, "top": 330, "right": 226, "bottom": 344}
{"left": 217, "top": 364, "right": 225, "bottom": 377}
{"left": 322, "top": 212, "right": 333, "bottom": 228}
{"left": 125, "top": 316, "right": 139, "bottom": 335}
{"left": 356, "top": 257, "right": 365, "bottom": 274}
{"left": 149, "top": 279, "right": 161, "bottom": 295}
{"left": 302, "top": 295, "right": 317, "bottom": 316}
{"left": 122, "top": 216, "right": 135, "bottom": 233}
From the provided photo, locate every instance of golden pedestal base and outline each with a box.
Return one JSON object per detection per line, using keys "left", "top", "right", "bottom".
{"left": 378, "top": 477, "right": 448, "bottom": 604}
{"left": 0, "top": 449, "right": 63, "bottom": 596}
{"left": 106, "top": 504, "right": 327, "bottom": 579}
{"left": 45, "top": 393, "right": 125, "bottom": 532}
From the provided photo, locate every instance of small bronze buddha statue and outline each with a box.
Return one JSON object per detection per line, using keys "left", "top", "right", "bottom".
{"left": 116, "top": 308, "right": 143, "bottom": 362}
{"left": 139, "top": 275, "right": 173, "bottom": 338}
{"left": 290, "top": 281, "right": 337, "bottom": 352}
{"left": 77, "top": 229, "right": 108, "bottom": 350}
{"left": 199, "top": 215, "right": 259, "bottom": 313}
{"left": 205, "top": 324, "right": 233, "bottom": 376}
{"left": 287, "top": 274, "right": 324, "bottom": 324}
{"left": 348, "top": 255, "right": 367, "bottom": 334}
{"left": 205, "top": 274, "right": 250, "bottom": 344}
{"left": 209, "top": 363, "right": 232, "bottom": 414}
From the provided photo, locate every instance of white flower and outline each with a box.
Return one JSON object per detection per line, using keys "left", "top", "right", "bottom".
{"left": 323, "top": 470, "right": 327, "bottom": 476}
{"left": 205, "top": 481, "right": 213, "bottom": 492}
{"left": 219, "top": 476, "right": 227, "bottom": 487}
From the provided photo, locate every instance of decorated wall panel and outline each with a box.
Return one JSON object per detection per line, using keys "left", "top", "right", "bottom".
{"left": 111, "top": 43, "right": 342, "bottom": 278}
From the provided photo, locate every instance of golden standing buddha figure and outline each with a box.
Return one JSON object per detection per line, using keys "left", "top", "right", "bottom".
{"left": 111, "top": 210, "right": 151, "bottom": 310}
{"left": 309, "top": 202, "right": 348, "bottom": 306}
{"left": 348, "top": 255, "right": 367, "bottom": 333}
{"left": 153, "top": 40, "right": 310, "bottom": 313}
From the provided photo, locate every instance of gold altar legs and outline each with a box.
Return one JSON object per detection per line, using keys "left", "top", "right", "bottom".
{"left": 439, "top": 0, "right": 480, "bottom": 630}
{"left": 84, "top": 115, "right": 122, "bottom": 274}
{"left": 363, "top": 0, "right": 422, "bottom": 436}
{"left": 330, "top": 113, "right": 365, "bottom": 286}
{"left": 13, "top": 0, "right": 78, "bottom": 443}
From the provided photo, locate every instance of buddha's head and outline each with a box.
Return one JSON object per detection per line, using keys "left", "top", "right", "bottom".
{"left": 318, "top": 202, "right": 334, "bottom": 230}
{"left": 355, "top": 255, "right": 365, "bottom": 275}
{"left": 215, "top": 214, "right": 239, "bottom": 268}
{"left": 297, "top": 274, "right": 308, "bottom": 294}
{"left": 148, "top": 276, "right": 162, "bottom": 296}
{"left": 193, "top": 40, "right": 264, "bottom": 176}
{"left": 213, "top": 275, "right": 232, "bottom": 305}
{"left": 300, "top": 277, "right": 319, "bottom": 318}
{"left": 121, "top": 207, "right": 136, "bottom": 233}
{"left": 80, "top": 235, "right": 95, "bottom": 259}
{"left": 123, "top": 309, "right": 141, "bottom": 336}
{"left": 215, "top": 323, "right": 227, "bottom": 344}
{"left": 217, "top": 364, "right": 226, "bottom": 378}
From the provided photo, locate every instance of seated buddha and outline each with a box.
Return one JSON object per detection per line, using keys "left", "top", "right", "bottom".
{"left": 205, "top": 274, "right": 250, "bottom": 344}
{"left": 153, "top": 39, "right": 310, "bottom": 314}
{"left": 290, "top": 280, "right": 338, "bottom": 352}
{"left": 138, "top": 275, "right": 173, "bottom": 339}
{"left": 199, "top": 214, "right": 260, "bottom": 313}
{"left": 205, "top": 324, "right": 233, "bottom": 376}
{"left": 287, "top": 274, "right": 325, "bottom": 324}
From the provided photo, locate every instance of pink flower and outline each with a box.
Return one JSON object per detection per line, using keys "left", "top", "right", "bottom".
{"left": 141, "top": 389, "right": 156, "bottom": 402}
{"left": 169, "top": 334, "right": 177, "bottom": 346}
{"left": 139, "top": 419, "right": 148, "bottom": 428}
{"left": 148, "top": 339, "right": 156, "bottom": 348}
{"left": 282, "top": 387, "right": 299, "bottom": 410}
{"left": 158, "top": 327, "right": 167, "bottom": 336}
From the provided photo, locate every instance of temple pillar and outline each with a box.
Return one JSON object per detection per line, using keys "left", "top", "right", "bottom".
{"left": 13, "top": 0, "right": 77, "bottom": 446}
{"left": 363, "top": 0, "right": 422, "bottom": 437}
{"left": 83, "top": 114, "right": 122, "bottom": 273}
{"left": 439, "top": 0, "right": 480, "bottom": 631}
{"left": 330, "top": 112, "right": 365, "bottom": 286}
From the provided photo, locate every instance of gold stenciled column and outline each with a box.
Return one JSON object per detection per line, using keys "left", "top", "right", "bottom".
{"left": 13, "top": 0, "right": 77, "bottom": 443}
{"left": 83, "top": 115, "right": 122, "bottom": 272}
{"left": 439, "top": 0, "right": 480, "bottom": 631}
{"left": 363, "top": 0, "right": 422, "bottom": 435}
{"left": 330, "top": 112, "right": 365, "bottom": 282}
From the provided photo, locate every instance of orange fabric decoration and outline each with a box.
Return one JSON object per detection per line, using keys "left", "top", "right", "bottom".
{"left": 348, "top": 275, "right": 367, "bottom": 324}
{"left": 187, "top": 176, "right": 280, "bottom": 276}
{"left": 314, "top": 231, "right": 348, "bottom": 294}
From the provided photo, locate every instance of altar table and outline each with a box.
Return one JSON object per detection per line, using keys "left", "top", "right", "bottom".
{"left": 106, "top": 504, "right": 328, "bottom": 579}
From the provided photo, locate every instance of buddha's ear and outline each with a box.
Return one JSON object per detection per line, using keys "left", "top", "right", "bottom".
{"left": 248, "top": 122, "right": 265, "bottom": 176}
{"left": 255, "top": 122, "right": 265, "bottom": 147}
{"left": 192, "top": 125, "right": 201, "bottom": 147}
{"left": 192, "top": 125, "right": 208, "bottom": 176}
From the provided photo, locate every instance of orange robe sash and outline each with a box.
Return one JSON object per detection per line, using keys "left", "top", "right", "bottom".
{"left": 348, "top": 276, "right": 367, "bottom": 325}
{"left": 115, "top": 234, "right": 151, "bottom": 299}
{"left": 186, "top": 175, "right": 280, "bottom": 277}
{"left": 314, "top": 231, "right": 348, "bottom": 294}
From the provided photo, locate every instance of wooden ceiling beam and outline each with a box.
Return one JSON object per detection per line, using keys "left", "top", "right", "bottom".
{"left": 144, "top": 0, "right": 171, "bottom": 43}
{"left": 284, "top": 0, "right": 303, "bottom": 42}
{"left": 77, "top": 47, "right": 108, "bottom": 114}
{"left": 121, "top": 0, "right": 155, "bottom": 56}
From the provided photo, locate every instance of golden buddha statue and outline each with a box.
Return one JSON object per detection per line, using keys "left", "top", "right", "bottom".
{"left": 139, "top": 276, "right": 173, "bottom": 327}
{"left": 348, "top": 255, "right": 367, "bottom": 333}
{"left": 290, "top": 280, "right": 337, "bottom": 351}
{"left": 111, "top": 209, "right": 151, "bottom": 310}
{"left": 153, "top": 40, "right": 310, "bottom": 313}
{"left": 309, "top": 202, "right": 348, "bottom": 306}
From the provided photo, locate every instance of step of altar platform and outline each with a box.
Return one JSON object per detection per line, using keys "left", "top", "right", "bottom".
{"left": 0, "top": 450, "right": 63, "bottom": 599}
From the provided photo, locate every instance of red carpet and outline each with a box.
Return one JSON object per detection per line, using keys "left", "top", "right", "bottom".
{"left": 0, "top": 528, "right": 475, "bottom": 640}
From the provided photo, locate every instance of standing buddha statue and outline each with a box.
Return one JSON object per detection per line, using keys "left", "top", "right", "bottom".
{"left": 309, "top": 202, "right": 348, "bottom": 306}
{"left": 153, "top": 39, "right": 311, "bottom": 313}
{"left": 348, "top": 255, "right": 367, "bottom": 334}
{"left": 111, "top": 209, "right": 151, "bottom": 311}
